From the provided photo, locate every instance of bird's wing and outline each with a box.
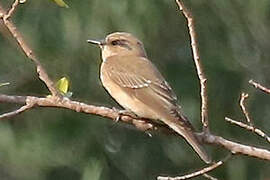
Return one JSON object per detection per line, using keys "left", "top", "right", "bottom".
{"left": 104, "top": 56, "right": 178, "bottom": 106}
{"left": 103, "top": 56, "right": 193, "bottom": 129}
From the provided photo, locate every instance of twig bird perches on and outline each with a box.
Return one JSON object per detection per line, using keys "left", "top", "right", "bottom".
{"left": 87, "top": 32, "right": 211, "bottom": 163}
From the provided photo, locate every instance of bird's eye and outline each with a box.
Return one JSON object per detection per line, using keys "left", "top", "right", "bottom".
{"left": 111, "top": 40, "right": 119, "bottom": 46}
{"left": 110, "top": 39, "right": 131, "bottom": 50}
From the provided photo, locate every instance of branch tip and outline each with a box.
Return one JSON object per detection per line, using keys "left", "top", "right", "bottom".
{"left": 157, "top": 159, "right": 225, "bottom": 180}
{"left": 225, "top": 117, "right": 270, "bottom": 144}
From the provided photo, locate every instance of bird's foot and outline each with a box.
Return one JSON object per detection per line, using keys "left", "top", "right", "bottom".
{"left": 145, "top": 131, "right": 153, "bottom": 137}
{"left": 113, "top": 108, "right": 138, "bottom": 122}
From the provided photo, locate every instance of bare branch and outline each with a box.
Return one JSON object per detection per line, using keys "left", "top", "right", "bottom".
{"left": 225, "top": 117, "right": 270, "bottom": 143}
{"left": 203, "top": 133, "right": 270, "bottom": 160}
{"left": 249, "top": 79, "right": 270, "bottom": 94}
{"left": 0, "top": 1, "right": 59, "bottom": 97}
{"left": 225, "top": 88, "right": 270, "bottom": 144}
{"left": 0, "top": 94, "right": 26, "bottom": 104}
{"left": 157, "top": 158, "right": 227, "bottom": 180}
{"left": 4, "top": 0, "right": 19, "bottom": 20}
{"left": 1, "top": 94, "right": 270, "bottom": 160}
{"left": 175, "top": 0, "right": 209, "bottom": 133}
{"left": 0, "top": 94, "right": 158, "bottom": 132}
{"left": 239, "top": 93, "right": 252, "bottom": 124}
{"left": 0, "top": 103, "right": 33, "bottom": 119}
{"left": 202, "top": 173, "right": 219, "bottom": 180}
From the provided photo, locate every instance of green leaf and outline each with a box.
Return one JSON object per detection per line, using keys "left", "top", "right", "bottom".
{"left": 51, "top": 0, "right": 69, "bottom": 8}
{"left": 56, "top": 77, "right": 69, "bottom": 94}
{"left": 47, "top": 77, "right": 72, "bottom": 98}
{"left": 56, "top": 77, "right": 73, "bottom": 98}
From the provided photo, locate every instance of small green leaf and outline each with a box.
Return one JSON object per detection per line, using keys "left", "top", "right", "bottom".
{"left": 47, "top": 77, "right": 72, "bottom": 98}
{"left": 0, "top": 82, "right": 10, "bottom": 87}
{"left": 56, "top": 77, "right": 73, "bottom": 98}
{"left": 56, "top": 77, "right": 69, "bottom": 94}
{"left": 52, "top": 0, "right": 69, "bottom": 8}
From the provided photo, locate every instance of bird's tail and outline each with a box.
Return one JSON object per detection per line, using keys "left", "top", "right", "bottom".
{"left": 167, "top": 122, "right": 211, "bottom": 164}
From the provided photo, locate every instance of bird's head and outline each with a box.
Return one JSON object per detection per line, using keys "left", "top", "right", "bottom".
{"left": 88, "top": 32, "right": 147, "bottom": 60}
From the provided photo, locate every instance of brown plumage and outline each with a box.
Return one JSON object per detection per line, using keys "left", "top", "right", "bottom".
{"left": 88, "top": 32, "right": 211, "bottom": 163}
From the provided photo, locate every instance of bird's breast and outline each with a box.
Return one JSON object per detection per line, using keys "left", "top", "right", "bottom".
{"left": 100, "top": 62, "right": 161, "bottom": 120}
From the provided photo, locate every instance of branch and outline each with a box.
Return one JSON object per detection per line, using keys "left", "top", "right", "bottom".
{"left": 157, "top": 156, "right": 229, "bottom": 180}
{"left": 0, "top": 94, "right": 158, "bottom": 132}
{"left": 202, "top": 173, "right": 219, "bottom": 180}
{"left": 0, "top": 0, "right": 59, "bottom": 97}
{"left": 225, "top": 117, "right": 270, "bottom": 144}
{"left": 1, "top": 94, "right": 270, "bottom": 161}
{"left": 175, "top": 0, "right": 209, "bottom": 133}
{"left": 203, "top": 133, "right": 270, "bottom": 160}
{"left": 249, "top": 79, "right": 270, "bottom": 94}
{"left": 239, "top": 92, "right": 252, "bottom": 124}
{"left": 225, "top": 93, "right": 270, "bottom": 143}
{"left": 4, "top": 0, "right": 19, "bottom": 19}
{"left": 0, "top": 103, "right": 33, "bottom": 119}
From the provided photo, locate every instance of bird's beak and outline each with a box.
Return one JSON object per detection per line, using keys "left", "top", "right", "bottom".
{"left": 87, "top": 39, "right": 105, "bottom": 47}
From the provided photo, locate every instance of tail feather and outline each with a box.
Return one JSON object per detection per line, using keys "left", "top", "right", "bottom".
{"left": 168, "top": 123, "right": 211, "bottom": 164}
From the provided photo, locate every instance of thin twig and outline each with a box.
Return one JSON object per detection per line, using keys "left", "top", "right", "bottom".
{"left": 249, "top": 79, "right": 270, "bottom": 94}
{"left": 4, "top": 0, "right": 19, "bottom": 20}
{"left": 175, "top": 0, "right": 209, "bottom": 133}
{"left": 203, "top": 173, "right": 219, "bottom": 180}
{"left": 225, "top": 117, "right": 270, "bottom": 143}
{"left": 0, "top": 1, "right": 59, "bottom": 97}
{"left": 239, "top": 93, "right": 252, "bottom": 125}
{"left": 157, "top": 158, "right": 227, "bottom": 180}
{"left": 0, "top": 98, "right": 34, "bottom": 119}
{"left": 0, "top": 104, "right": 32, "bottom": 119}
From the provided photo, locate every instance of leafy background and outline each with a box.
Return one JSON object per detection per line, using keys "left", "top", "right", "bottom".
{"left": 0, "top": 0, "right": 270, "bottom": 179}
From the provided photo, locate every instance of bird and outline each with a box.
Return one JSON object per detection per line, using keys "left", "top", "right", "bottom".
{"left": 87, "top": 32, "right": 211, "bottom": 163}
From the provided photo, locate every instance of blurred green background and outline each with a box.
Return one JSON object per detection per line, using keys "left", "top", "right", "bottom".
{"left": 1, "top": 0, "right": 270, "bottom": 179}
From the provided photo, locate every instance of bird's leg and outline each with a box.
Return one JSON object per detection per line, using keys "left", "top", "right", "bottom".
{"left": 113, "top": 108, "right": 138, "bottom": 122}
{"left": 145, "top": 131, "right": 153, "bottom": 137}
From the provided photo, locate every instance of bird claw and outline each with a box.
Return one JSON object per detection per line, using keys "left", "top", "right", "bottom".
{"left": 115, "top": 115, "right": 121, "bottom": 122}
{"left": 113, "top": 108, "right": 138, "bottom": 122}
{"left": 145, "top": 131, "right": 152, "bottom": 137}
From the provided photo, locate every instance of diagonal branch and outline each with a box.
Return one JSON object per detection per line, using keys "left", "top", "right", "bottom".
{"left": 224, "top": 92, "right": 270, "bottom": 144}
{"left": 202, "top": 173, "right": 219, "bottom": 180}
{"left": 249, "top": 79, "right": 270, "bottom": 94}
{"left": 203, "top": 133, "right": 270, "bottom": 160}
{"left": 4, "top": 0, "right": 19, "bottom": 19}
{"left": 157, "top": 155, "right": 230, "bottom": 180}
{"left": 0, "top": 0, "right": 59, "bottom": 97}
{"left": 175, "top": 0, "right": 209, "bottom": 133}
{"left": 225, "top": 117, "right": 270, "bottom": 144}
{"left": 0, "top": 103, "right": 33, "bottom": 119}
